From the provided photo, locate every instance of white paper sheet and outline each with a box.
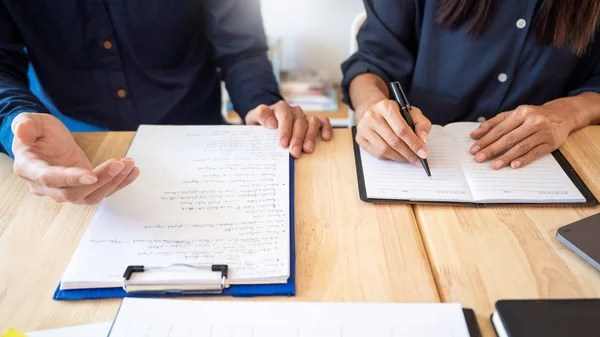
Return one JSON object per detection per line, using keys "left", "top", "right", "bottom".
{"left": 60, "top": 125, "right": 290, "bottom": 290}
{"left": 108, "top": 298, "right": 472, "bottom": 337}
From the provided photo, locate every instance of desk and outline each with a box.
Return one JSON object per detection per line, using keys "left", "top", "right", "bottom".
{"left": 414, "top": 126, "right": 600, "bottom": 336}
{"left": 0, "top": 154, "right": 11, "bottom": 184}
{"left": 0, "top": 129, "right": 439, "bottom": 332}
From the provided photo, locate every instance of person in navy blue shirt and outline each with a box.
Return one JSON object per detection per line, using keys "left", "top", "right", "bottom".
{"left": 343, "top": 0, "right": 600, "bottom": 170}
{"left": 0, "top": 0, "right": 332, "bottom": 204}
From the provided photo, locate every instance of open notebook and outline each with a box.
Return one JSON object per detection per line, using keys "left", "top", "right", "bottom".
{"left": 353, "top": 122, "right": 597, "bottom": 207}
{"left": 57, "top": 125, "right": 292, "bottom": 297}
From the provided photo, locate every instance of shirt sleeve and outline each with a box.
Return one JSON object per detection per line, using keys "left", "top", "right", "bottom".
{"left": 0, "top": 4, "right": 48, "bottom": 158}
{"left": 200, "top": 0, "right": 282, "bottom": 119}
{"left": 568, "top": 42, "right": 600, "bottom": 97}
{"left": 341, "top": 0, "right": 419, "bottom": 110}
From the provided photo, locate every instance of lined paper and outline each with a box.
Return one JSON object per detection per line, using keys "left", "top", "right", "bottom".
{"left": 60, "top": 125, "right": 290, "bottom": 290}
{"left": 358, "top": 122, "right": 584, "bottom": 204}
{"left": 444, "top": 122, "right": 585, "bottom": 203}
{"left": 108, "top": 298, "right": 472, "bottom": 337}
{"left": 361, "top": 126, "right": 473, "bottom": 202}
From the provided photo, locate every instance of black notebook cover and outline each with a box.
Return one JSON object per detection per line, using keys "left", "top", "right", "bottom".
{"left": 463, "top": 308, "right": 483, "bottom": 337}
{"left": 492, "top": 299, "right": 600, "bottom": 337}
{"left": 351, "top": 127, "right": 599, "bottom": 207}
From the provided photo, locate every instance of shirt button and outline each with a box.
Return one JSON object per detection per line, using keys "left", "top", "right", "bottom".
{"left": 103, "top": 40, "right": 113, "bottom": 50}
{"left": 117, "top": 89, "right": 127, "bottom": 98}
{"left": 516, "top": 19, "right": 527, "bottom": 29}
{"left": 498, "top": 73, "right": 508, "bottom": 83}
{"left": 477, "top": 117, "right": 487, "bottom": 123}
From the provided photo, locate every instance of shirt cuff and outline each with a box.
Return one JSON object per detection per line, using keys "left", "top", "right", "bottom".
{"left": 0, "top": 110, "right": 21, "bottom": 158}
{"left": 569, "top": 78, "right": 600, "bottom": 97}
{"left": 341, "top": 59, "right": 391, "bottom": 111}
{"left": 239, "top": 92, "right": 283, "bottom": 121}
{"left": 222, "top": 54, "right": 283, "bottom": 120}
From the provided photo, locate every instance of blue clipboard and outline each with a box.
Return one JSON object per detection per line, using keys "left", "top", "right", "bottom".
{"left": 53, "top": 158, "right": 296, "bottom": 300}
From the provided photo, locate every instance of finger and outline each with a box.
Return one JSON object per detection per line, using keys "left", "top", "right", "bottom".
{"left": 364, "top": 115, "right": 421, "bottom": 165}
{"left": 303, "top": 116, "right": 321, "bottom": 153}
{"left": 319, "top": 117, "right": 333, "bottom": 141}
{"left": 508, "top": 143, "right": 553, "bottom": 169}
{"left": 273, "top": 102, "right": 294, "bottom": 148}
{"left": 13, "top": 155, "right": 98, "bottom": 188}
{"left": 81, "top": 159, "right": 136, "bottom": 204}
{"left": 472, "top": 121, "right": 537, "bottom": 164}
{"left": 361, "top": 125, "right": 409, "bottom": 163}
{"left": 288, "top": 107, "right": 308, "bottom": 158}
{"left": 357, "top": 133, "right": 398, "bottom": 161}
{"left": 107, "top": 167, "right": 141, "bottom": 197}
{"left": 33, "top": 159, "right": 126, "bottom": 203}
{"left": 488, "top": 132, "right": 545, "bottom": 169}
{"left": 470, "top": 112, "right": 509, "bottom": 139}
{"left": 11, "top": 113, "right": 43, "bottom": 146}
{"left": 470, "top": 113, "right": 525, "bottom": 158}
{"left": 37, "top": 166, "right": 98, "bottom": 187}
{"left": 253, "top": 105, "right": 278, "bottom": 129}
{"left": 410, "top": 108, "right": 432, "bottom": 144}
{"left": 378, "top": 101, "right": 428, "bottom": 159}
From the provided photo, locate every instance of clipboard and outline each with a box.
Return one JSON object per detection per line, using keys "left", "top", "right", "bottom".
{"left": 352, "top": 127, "right": 599, "bottom": 208}
{"left": 53, "top": 157, "right": 296, "bottom": 300}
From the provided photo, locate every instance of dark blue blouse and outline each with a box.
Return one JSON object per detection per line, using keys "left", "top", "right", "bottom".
{"left": 342, "top": 0, "right": 600, "bottom": 125}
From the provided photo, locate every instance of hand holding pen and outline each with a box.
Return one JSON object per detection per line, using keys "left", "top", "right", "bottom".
{"left": 389, "top": 81, "right": 431, "bottom": 178}
{"left": 353, "top": 76, "right": 432, "bottom": 175}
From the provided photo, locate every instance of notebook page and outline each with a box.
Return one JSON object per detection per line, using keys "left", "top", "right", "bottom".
{"left": 108, "top": 298, "right": 472, "bottom": 337}
{"left": 359, "top": 125, "right": 473, "bottom": 202}
{"left": 444, "top": 122, "right": 585, "bottom": 203}
{"left": 60, "top": 125, "right": 290, "bottom": 289}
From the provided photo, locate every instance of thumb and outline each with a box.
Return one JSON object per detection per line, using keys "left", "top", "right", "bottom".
{"left": 410, "top": 107, "right": 432, "bottom": 144}
{"left": 12, "top": 113, "right": 43, "bottom": 146}
{"left": 246, "top": 104, "right": 277, "bottom": 128}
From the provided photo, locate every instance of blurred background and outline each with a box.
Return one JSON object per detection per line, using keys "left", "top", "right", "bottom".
{"left": 261, "top": 0, "right": 365, "bottom": 82}
{"left": 224, "top": 0, "right": 366, "bottom": 127}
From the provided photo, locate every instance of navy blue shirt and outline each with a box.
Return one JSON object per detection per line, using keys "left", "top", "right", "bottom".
{"left": 0, "top": 0, "right": 282, "bottom": 155}
{"left": 342, "top": 0, "right": 600, "bottom": 125}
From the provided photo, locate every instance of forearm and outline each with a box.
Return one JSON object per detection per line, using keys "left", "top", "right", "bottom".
{"left": 223, "top": 54, "right": 282, "bottom": 118}
{"left": 349, "top": 73, "right": 390, "bottom": 120}
{"left": 201, "top": 0, "right": 282, "bottom": 117}
{"left": 543, "top": 91, "right": 600, "bottom": 131}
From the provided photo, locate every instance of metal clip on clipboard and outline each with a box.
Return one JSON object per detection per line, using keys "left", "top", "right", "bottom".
{"left": 122, "top": 263, "right": 229, "bottom": 295}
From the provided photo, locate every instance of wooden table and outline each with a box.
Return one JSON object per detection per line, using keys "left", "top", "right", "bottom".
{"left": 0, "top": 129, "right": 439, "bottom": 332}
{"left": 414, "top": 126, "right": 600, "bottom": 336}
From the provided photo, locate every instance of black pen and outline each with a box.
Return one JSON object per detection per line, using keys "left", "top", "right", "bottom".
{"left": 389, "top": 81, "right": 431, "bottom": 178}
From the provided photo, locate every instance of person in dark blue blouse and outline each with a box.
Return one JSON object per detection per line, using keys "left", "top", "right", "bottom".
{"left": 343, "top": 0, "right": 600, "bottom": 170}
{"left": 0, "top": 0, "right": 332, "bottom": 204}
